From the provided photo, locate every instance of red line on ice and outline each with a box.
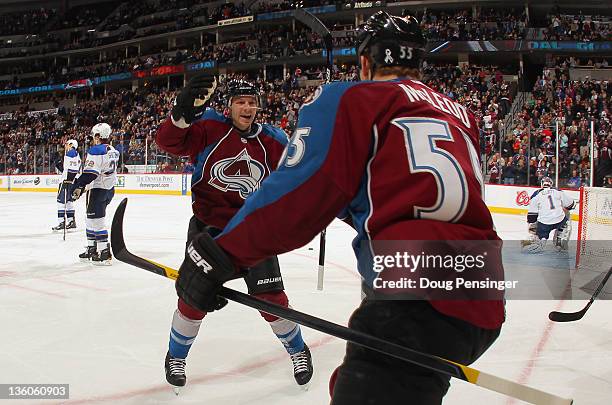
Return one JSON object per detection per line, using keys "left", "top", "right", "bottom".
{"left": 41, "top": 277, "right": 108, "bottom": 292}
{"left": 58, "top": 335, "right": 336, "bottom": 404}
{"left": 2, "top": 283, "right": 68, "bottom": 298}
{"left": 504, "top": 299, "right": 566, "bottom": 405}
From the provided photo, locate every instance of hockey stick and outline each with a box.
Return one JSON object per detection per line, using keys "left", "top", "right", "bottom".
{"left": 317, "top": 228, "right": 326, "bottom": 290}
{"left": 63, "top": 185, "right": 67, "bottom": 241}
{"left": 111, "top": 198, "right": 572, "bottom": 405}
{"left": 294, "top": 8, "right": 332, "bottom": 289}
{"left": 549, "top": 266, "right": 612, "bottom": 322}
{"left": 294, "top": 9, "right": 333, "bottom": 83}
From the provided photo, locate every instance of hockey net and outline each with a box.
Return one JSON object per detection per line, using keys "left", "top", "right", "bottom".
{"left": 576, "top": 186, "right": 612, "bottom": 268}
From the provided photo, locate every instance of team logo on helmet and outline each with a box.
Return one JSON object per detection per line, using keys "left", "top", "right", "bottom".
{"left": 208, "top": 149, "right": 265, "bottom": 199}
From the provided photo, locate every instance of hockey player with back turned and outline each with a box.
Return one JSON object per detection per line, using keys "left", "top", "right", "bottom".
{"left": 69, "top": 123, "right": 119, "bottom": 265}
{"left": 52, "top": 139, "right": 81, "bottom": 232}
{"left": 169, "top": 11, "right": 505, "bottom": 405}
{"left": 155, "top": 78, "right": 313, "bottom": 393}
{"left": 524, "top": 176, "right": 575, "bottom": 253}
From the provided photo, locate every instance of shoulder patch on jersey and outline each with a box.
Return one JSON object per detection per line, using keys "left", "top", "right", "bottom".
{"left": 260, "top": 124, "right": 289, "bottom": 146}
{"left": 530, "top": 189, "right": 542, "bottom": 199}
{"left": 66, "top": 149, "right": 78, "bottom": 158}
{"left": 197, "top": 107, "right": 227, "bottom": 124}
{"left": 88, "top": 144, "right": 108, "bottom": 155}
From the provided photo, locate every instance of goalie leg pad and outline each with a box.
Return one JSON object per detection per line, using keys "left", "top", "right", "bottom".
{"left": 523, "top": 238, "right": 547, "bottom": 253}
{"left": 554, "top": 217, "right": 572, "bottom": 251}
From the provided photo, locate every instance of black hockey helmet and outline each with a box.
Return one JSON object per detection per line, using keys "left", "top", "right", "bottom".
{"left": 356, "top": 11, "right": 426, "bottom": 71}
{"left": 226, "top": 80, "right": 259, "bottom": 106}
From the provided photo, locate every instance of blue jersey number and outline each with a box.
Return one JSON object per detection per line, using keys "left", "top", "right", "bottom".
{"left": 392, "top": 118, "right": 473, "bottom": 223}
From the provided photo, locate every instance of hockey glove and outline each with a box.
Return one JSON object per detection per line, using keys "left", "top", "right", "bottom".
{"left": 176, "top": 231, "right": 237, "bottom": 313}
{"left": 69, "top": 184, "right": 86, "bottom": 201}
{"left": 171, "top": 74, "right": 218, "bottom": 127}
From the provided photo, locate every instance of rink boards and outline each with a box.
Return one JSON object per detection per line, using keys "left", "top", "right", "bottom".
{"left": 0, "top": 174, "right": 580, "bottom": 220}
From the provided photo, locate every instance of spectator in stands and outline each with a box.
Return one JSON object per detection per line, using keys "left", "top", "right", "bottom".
{"left": 566, "top": 169, "right": 582, "bottom": 189}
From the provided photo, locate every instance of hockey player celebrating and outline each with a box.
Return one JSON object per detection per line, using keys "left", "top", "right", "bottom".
{"left": 524, "top": 176, "right": 575, "bottom": 253}
{"left": 156, "top": 78, "right": 313, "bottom": 392}
{"left": 52, "top": 139, "right": 81, "bottom": 232}
{"left": 69, "top": 123, "right": 119, "bottom": 265}
{"left": 170, "top": 12, "right": 504, "bottom": 405}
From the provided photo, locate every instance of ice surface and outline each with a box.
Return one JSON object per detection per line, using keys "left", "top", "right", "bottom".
{"left": 1, "top": 193, "right": 610, "bottom": 404}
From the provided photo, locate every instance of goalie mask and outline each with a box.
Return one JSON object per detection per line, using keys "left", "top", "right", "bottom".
{"left": 541, "top": 176, "right": 554, "bottom": 188}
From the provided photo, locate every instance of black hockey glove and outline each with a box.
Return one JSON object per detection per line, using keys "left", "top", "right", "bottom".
{"left": 176, "top": 231, "right": 237, "bottom": 313}
{"left": 69, "top": 183, "right": 85, "bottom": 201}
{"left": 171, "top": 74, "right": 218, "bottom": 126}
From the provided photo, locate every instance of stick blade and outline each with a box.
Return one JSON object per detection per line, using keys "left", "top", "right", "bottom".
{"left": 548, "top": 310, "right": 585, "bottom": 322}
{"left": 110, "top": 197, "right": 129, "bottom": 257}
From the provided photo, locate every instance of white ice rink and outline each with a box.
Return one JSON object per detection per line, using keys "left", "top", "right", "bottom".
{"left": 1, "top": 192, "right": 611, "bottom": 404}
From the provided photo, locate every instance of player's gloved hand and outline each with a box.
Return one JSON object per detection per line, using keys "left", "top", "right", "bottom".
{"left": 171, "top": 74, "right": 217, "bottom": 127}
{"left": 69, "top": 183, "right": 85, "bottom": 201}
{"left": 176, "top": 231, "right": 237, "bottom": 313}
{"left": 62, "top": 179, "right": 73, "bottom": 187}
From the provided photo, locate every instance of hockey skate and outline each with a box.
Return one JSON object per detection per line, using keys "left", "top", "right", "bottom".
{"left": 65, "top": 219, "right": 77, "bottom": 232}
{"left": 91, "top": 247, "right": 112, "bottom": 266}
{"left": 164, "top": 351, "right": 186, "bottom": 395}
{"left": 51, "top": 221, "right": 65, "bottom": 232}
{"left": 290, "top": 344, "right": 313, "bottom": 389}
{"left": 79, "top": 246, "right": 97, "bottom": 262}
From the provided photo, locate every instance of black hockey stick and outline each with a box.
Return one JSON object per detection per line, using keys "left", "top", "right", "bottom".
{"left": 294, "top": 8, "right": 333, "bottom": 82}
{"left": 63, "top": 185, "right": 67, "bottom": 241}
{"left": 294, "top": 8, "right": 332, "bottom": 289}
{"left": 111, "top": 197, "right": 572, "bottom": 405}
{"left": 549, "top": 266, "right": 612, "bottom": 322}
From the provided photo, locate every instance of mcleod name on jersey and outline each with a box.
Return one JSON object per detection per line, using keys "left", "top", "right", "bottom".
{"left": 216, "top": 79, "right": 505, "bottom": 330}
{"left": 156, "top": 108, "right": 288, "bottom": 229}
{"left": 82, "top": 144, "right": 120, "bottom": 189}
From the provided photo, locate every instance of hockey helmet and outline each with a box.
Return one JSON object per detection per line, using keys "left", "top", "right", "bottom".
{"left": 226, "top": 80, "right": 259, "bottom": 106}
{"left": 66, "top": 139, "right": 78, "bottom": 149}
{"left": 91, "top": 122, "right": 112, "bottom": 139}
{"left": 356, "top": 11, "right": 426, "bottom": 70}
{"left": 541, "top": 176, "right": 554, "bottom": 188}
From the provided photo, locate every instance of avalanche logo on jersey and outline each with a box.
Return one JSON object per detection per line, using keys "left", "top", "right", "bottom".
{"left": 208, "top": 149, "right": 265, "bottom": 199}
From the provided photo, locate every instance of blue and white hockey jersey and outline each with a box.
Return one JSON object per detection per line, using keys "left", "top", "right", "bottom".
{"left": 82, "top": 144, "right": 120, "bottom": 190}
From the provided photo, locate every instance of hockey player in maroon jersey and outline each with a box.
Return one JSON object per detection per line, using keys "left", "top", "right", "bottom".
{"left": 171, "top": 12, "right": 505, "bottom": 404}
{"left": 156, "top": 78, "right": 313, "bottom": 392}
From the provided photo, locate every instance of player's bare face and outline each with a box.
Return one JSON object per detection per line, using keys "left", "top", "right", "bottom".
{"left": 230, "top": 96, "right": 258, "bottom": 131}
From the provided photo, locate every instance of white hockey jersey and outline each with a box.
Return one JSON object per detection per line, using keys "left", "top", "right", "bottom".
{"left": 82, "top": 143, "right": 120, "bottom": 190}
{"left": 61, "top": 149, "right": 81, "bottom": 181}
{"left": 528, "top": 188, "right": 575, "bottom": 225}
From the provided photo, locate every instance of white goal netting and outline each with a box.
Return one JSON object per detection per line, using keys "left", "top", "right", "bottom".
{"left": 576, "top": 186, "right": 612, "bottom": 268}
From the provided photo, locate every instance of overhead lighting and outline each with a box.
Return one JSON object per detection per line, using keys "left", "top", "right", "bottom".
{"left": 88, "top": 29, "right": 96, "bottom": 32}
